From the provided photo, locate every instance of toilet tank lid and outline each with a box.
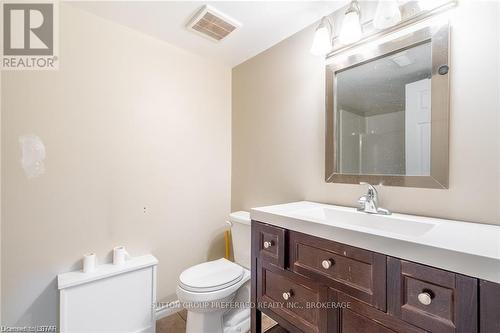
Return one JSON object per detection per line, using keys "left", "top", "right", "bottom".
{"left": 229, "top": 211, "right": 250, "bottom": 225}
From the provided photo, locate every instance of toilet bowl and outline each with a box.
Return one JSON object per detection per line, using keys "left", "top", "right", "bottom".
{"left": 176, "top": 211, "right": 251, "bottom": 333}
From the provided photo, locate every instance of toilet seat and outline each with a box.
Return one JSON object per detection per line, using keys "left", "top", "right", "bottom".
{"left": 177, "top": 267, "right": 250, "bottom": 304}
{"left": 179, "top": 258, "right": 244, "bottom": 293}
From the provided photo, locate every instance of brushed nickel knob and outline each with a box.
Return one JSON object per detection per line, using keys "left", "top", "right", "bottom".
{"left": 418, "top": 292, "right": 432, "bottom": 305}
{"left": 263, "top": 241, "right": 273, "bottom": 249}
{"left": 282, "top": 291, "right": 292, "bottom": 301}
{"left": 322, "top": 259, "right": 334, "bottom": 269}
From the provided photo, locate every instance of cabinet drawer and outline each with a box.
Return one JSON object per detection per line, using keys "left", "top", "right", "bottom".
{"left": 342, "top": 310, "right": 395, "bottom": 333}
{"left": 257, "top": 260, "right": 328, "bottom": 333}
{"left": 289, "top": 231, "right": 386, "bottom": 311}
{"left": 252, "top": 221, "right": 286, "bottom": 268}
{"left": 387, "top": 258, "right": 477, "bottom": 333}
{"left": 329, "top": 289, "right": 426, "bottom": 333}
{"left": 331, "top": 289, "right": 427, "bottom": 333}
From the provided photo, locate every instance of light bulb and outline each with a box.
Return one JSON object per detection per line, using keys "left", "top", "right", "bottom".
{"left": 373, "top": 0, "right": 402, "bottom": 29}
{"left": 339, "top": 9, "right": 362, "bottom": 44}
{"left": 310, "top": 19, "right": 332, "bottom": 56}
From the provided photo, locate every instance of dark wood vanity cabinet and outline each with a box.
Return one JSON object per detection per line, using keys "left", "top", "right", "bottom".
{"left": 251, "top": 221, "right": 500, "bottom": 333}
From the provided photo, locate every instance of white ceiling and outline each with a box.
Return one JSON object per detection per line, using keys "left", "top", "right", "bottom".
{"left": 69, "top": 1, "right": 346, "bottom": 68}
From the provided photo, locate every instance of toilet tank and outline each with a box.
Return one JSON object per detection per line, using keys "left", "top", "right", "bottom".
{"left": 229, "top": 211, "right": 251, "bottom": 269}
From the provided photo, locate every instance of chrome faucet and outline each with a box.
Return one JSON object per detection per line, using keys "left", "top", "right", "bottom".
{"left": 357, "top": 182, "right": 391, "bottom": 215}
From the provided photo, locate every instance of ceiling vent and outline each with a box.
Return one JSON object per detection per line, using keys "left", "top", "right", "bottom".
{"left": 187, "top": 5, "right": 241, "bottom": 42}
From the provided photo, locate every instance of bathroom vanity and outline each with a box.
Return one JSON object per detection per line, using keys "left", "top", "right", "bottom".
{"left": 249, "top": 2, "right": 495, "bottom": 332}
{"left": 250, "top": 202, "right": 500, "bottom": 333}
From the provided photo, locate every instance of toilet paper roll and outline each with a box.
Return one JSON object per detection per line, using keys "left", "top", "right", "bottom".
{"left": 83, "top": 253, "right": 96, "bottom": 273}
{"left": 113, "top": 246, "right": 130, "bottom": 265}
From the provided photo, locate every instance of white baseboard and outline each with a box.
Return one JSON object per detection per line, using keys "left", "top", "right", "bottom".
{"left": 155, "top": 300, "right": 182, "bottom": 321}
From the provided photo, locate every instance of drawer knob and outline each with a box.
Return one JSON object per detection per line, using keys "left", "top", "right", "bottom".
{"left": 322, "top": 259, "right": 334, "bottom": 269}
{"left": 418, "top": 292, "right": 433, "bottom": 305}
{"left": 263, "top": 241, "right": 274, "bottom": 249}
{"left": 282, "top": 291, "right": 292, "bottom": 301}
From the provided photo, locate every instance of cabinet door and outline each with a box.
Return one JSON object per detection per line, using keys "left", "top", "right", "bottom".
{"left": 387, "top": 258, "right": 477, "bottom": 333}
{"left": 330, "top": 289, "right": 427, "bottom": 333}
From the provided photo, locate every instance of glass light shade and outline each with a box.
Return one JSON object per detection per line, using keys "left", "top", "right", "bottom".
{"left": 339, "top": 10, "right": 362, "bottom": 44}
{"left": 310, "top": 25, "right": 332, "bottom": 55}
{"left": 373, "top": 0, "right": 402, "bottom": 29}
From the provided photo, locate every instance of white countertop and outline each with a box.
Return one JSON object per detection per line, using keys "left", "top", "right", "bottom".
{"left": 251, "top": 201, "right": 500, "bottom": 283}
{"left": 58, "top": 254, "right": 158, "bottom": 289}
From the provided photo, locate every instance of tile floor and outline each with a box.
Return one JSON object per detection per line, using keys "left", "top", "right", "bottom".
{"left": 156, "top": 310, "right": 285, "bottom": 333}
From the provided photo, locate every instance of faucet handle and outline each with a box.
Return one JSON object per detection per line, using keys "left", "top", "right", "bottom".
{"left": 360, "top": 182, "right": 378, "bottom": 197}
{"left": 358, "top": 182, "right": 390, "bottom": 215}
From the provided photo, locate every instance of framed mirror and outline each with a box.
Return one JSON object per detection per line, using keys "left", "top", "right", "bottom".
{"left": 325, "top": 22, "right": 450, "bottom": 188}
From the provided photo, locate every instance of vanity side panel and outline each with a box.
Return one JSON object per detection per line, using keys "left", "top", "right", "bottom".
{"left": 251, "top": 221, "right": 262, "bottom": 333}
{"left": 479, "top": 280, "right": 500, "bottom": 333}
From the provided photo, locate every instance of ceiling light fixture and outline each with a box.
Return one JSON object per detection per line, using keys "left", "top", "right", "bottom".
{"left": 339, "top": 0, "right": 362, "bottom": 45}
{"left": 373, "top": 0, "right": 402, "bottom": 29}
{"left": 310, "top": 16, "right": 333, "bottom": 56}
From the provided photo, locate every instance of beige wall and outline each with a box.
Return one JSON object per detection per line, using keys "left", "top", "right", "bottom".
{"left": 498, "top": 1, "right": 500, "bottom": 224}
{"left": 0, "top": 62, "right": 2, "bottom": 326}
{"left": 232, "top": 1, "right": 500, "bottom": 225}
{"left": 2, "top": 4, "right": 231, "bottom": 326}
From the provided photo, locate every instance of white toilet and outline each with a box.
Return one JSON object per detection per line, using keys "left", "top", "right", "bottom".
{"left": 176, "top": 211, "right": 251, "bottom": 333}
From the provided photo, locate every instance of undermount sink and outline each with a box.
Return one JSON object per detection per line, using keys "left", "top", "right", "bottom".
{"left": 293, "top": 206, "right": 436, "bottom": 237}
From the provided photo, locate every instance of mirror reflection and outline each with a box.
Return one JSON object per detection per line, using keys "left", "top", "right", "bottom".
{"left": 336, "top": 41, "right": 432, "bottom": 176}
